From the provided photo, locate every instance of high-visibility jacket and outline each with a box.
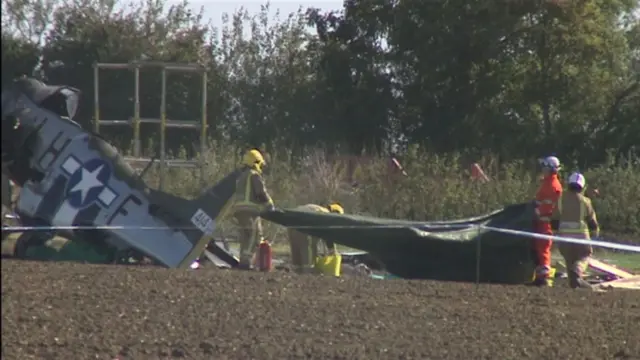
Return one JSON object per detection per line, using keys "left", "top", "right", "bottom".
{"left": 551, "top": 192, "right": 600, "bottom": 238}
{"left": 534, "top": 174, "right": 562, "bottom": 223}
{"left": 231, "top": 167, "right": 273, "bottom": 215}
{"left": 1, "top": 174, "right": 12, "bottom": 208}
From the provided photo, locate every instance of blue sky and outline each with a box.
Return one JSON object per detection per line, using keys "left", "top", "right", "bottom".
{"left": 166, "top": 0, "right": 344, "bottom": 30}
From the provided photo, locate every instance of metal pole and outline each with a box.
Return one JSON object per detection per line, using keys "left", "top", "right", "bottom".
{"left": 159, "top": 68, "right": 167, "bottom": 190}
{"left": 475, "top": 226, "right": 482, "bottom": 286}
{"left": 93, "top": 64, "right": 100, "bottom": 134}
{"left": 200, "top": 71, "right": 207, "bottom": 188}
{"left": 133, "top": 66, "right": 141, "bottom": 158}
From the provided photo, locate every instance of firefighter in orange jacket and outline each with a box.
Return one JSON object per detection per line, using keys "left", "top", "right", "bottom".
{"left": 551, "top": 172, "right": 599, "bottom": 289}
{"left": 232, "top": 149, "right": 275, "bottom": 269}
{"left": 531, "top": 156, "right": 563, "bottom": 286}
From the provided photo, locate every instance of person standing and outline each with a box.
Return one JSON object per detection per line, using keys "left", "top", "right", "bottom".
{"left": 551, "top": 172, "right": 599, "bottom": 289}
{"left": 231, "top": 149, "right": 274, "bottom": 269}
{"left": 531, "top": 156, "right": 563, "bottom": 286}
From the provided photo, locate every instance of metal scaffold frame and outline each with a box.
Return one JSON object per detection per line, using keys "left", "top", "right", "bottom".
{"left": 93, "top": 61, "right": 208, "bottom": 190}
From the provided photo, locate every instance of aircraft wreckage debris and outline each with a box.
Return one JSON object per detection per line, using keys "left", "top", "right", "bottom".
{"left": 2, "top": 260, "right": 639, "bottom": 360}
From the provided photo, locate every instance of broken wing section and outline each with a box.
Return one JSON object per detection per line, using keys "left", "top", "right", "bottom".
{"left": 261, "top": 208, "right": 423, "bottom": 252}
{"left": 146, "top": 169, "right": 243, "bottom": 268}
{"left": 262, "top": 203, "right": 536, "bottom": 283}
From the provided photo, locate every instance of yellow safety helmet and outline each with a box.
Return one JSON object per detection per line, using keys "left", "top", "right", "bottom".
{"left": 327, "top": 203, "right": 344, "bottom": 214}
{"left": 243, "top": 149, "right": 266, "bottom": 171}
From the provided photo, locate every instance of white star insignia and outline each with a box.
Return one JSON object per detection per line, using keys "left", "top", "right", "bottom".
{"left": 70, "top": 165, "right": 104, "bottom": 203}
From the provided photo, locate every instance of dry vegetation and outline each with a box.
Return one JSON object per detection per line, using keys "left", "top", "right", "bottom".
{"left": 144, "top": 143, "right": 640, "bottom": 245}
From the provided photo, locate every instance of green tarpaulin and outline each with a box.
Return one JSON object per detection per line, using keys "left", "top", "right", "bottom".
{"left": 25, "top": 238, "right": 113, "bottom": 264}
{"left": 263, "top": 203, "right": 537, "bottom": 284}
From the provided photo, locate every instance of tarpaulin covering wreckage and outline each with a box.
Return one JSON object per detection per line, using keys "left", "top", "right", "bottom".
{"left": 262, "top": 203, "right": 538, "bottom": 284}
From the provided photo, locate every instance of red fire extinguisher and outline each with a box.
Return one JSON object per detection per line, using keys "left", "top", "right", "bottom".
{"left": 257, "top": 240, "right": 273, "bottom": 272}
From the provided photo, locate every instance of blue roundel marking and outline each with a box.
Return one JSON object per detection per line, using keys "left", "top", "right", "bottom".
{"left": 65, "top": 158, "right": 112, "bottom": 209}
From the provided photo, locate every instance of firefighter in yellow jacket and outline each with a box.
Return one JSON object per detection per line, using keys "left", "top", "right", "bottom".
{"left": 288, "top": 203, "right": 344, "bottom": 274}
{"left": 551, "top": 172, "right": 600, "bottom": 289}
{"left": 232, "top": 149, "right": 275, "bottom": 269}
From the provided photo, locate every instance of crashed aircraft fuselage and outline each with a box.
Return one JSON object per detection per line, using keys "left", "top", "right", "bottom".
{"left": 1, "top": 77, "right": 234, "bottom": 268}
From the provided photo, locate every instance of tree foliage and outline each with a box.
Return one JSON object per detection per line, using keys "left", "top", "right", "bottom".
{"left": 1, "top": 0, "right": 638, "bottom": 164}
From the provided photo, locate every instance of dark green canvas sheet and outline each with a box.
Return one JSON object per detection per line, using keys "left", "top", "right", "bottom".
{"left": 262, "top": 203, "right": 537, "bottom": 284}
{"left": 25, "top": 238, "right": 113, "bottom": 263}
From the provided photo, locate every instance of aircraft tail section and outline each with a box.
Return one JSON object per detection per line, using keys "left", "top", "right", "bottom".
{"left": 189, "top": 168, "right": 243, "bottom": 226}
{"left": 147, "top": 169, "right": 243, "bottom": 268}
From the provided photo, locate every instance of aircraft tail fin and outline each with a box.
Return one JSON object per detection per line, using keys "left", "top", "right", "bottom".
{"left": 148, "top": 169, "right": 242, "bottom": 229}
{"left": 147, "top": 169, "right": 243, "bottom": 268}
{"left": 190, "top": 168, "right": 242, "bottom": 224}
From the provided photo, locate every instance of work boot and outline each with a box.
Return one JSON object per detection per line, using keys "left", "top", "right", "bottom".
{"left": 568, "top": 271, "right": 592, "bottom": 289}
{"left": 574, "top": 278, "right": 592, "bottom": 289}
{"left": 528, "top": 277, "right": 553, "bottom": 287}
{"left": 237, "top": 262, "right": 254, "bottom": 271}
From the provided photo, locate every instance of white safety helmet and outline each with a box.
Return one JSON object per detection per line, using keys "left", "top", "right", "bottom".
{"left": 568, "top": 172, "right": 586, "bottom": 190}
{"left": 539, "top": 156, "right": 561, "bottom": 172}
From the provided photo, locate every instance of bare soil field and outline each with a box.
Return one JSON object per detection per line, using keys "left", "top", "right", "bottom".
{"left": 2, "top": 260, "right": 639, "bottom": 360}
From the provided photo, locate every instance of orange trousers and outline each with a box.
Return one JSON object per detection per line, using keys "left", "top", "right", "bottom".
{"left": 534, "top": 222, "right": 553, "bottom": 277}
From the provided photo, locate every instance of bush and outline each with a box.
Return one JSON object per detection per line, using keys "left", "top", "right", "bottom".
{"left": 142, "top": 142, "right": 640, "bottom": 245}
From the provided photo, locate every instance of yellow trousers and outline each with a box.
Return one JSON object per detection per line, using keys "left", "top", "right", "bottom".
{"left": 558, "top": 242, "right": 592, "bottom": 288}
{"left": 287, "top": 229, "right": 316, "bottom": 273}
{"left": 235, "top": 213, "right": 263, "bottom": 267}
{"left": 287, "top": 230, "right": 340, "bottom": 275}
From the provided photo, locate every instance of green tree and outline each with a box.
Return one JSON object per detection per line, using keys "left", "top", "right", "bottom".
{"left": 1, "top": 33, "right": 41, "bottom": 84}
{"left": 508, "top": 0, "right": 639, "bottom": 163}
{"left": 307, "top": 5, "right": 395, "bottom": 154}
{"left": 1, "top": 0, "right": 55, "bottom": 82}
{"left": 306, "top": 0, "right": 640, "bottom": 162}
{"left": 40, "top": 0, "right": 215, "bottom": 154}
{"left": 2, "top": 0, "right": 638, "bottom": 166}
{"left": 213, "top": 4, "right": 318, "bottom": 155}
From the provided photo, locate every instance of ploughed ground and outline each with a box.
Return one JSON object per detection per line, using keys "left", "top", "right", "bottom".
{"left": 2, "top": 260, "right": 639, "bottom": 360}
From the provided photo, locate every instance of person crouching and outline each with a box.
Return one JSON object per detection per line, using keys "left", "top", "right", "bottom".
{"left": 288, "top": 203, "right": 344, "bottom": 274}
